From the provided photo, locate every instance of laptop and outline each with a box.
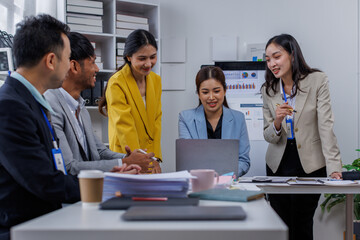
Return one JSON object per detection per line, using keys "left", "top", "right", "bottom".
{"left": 176, "top": 139, "right": 239, "bottom": 176}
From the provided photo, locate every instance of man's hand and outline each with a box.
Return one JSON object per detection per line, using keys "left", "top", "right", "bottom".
{"left": 110, "top": 163, "right": 141, "bottom": 174}
{"left": 122, "top": 146, "right": 154, "bottom": 173}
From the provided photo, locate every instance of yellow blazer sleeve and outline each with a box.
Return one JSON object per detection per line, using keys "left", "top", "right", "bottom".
{"left": 153, "top": 76, "right": 162, "bottom": 160}
{"left": 106, "top": 74, "right": 140, "bottom": 154}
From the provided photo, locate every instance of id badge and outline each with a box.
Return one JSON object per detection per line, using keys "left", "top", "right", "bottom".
{"left": 52, "top": 148, "right": 67, "bottom": 175}
{"left": 286, "top": 118, "right": 294, "bottom": 139}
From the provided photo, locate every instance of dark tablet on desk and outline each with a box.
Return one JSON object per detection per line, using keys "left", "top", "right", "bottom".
{"left": 122, "top": 206, "right": 247, "bottom": 221}
{"left": 100, "top": 197, "right": 199, "bottom": 210}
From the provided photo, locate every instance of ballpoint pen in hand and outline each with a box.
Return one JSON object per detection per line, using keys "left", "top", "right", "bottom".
{"left": 137, "top": 149, "right": 160, "bottom": 162}
{"left": 276, "top": 103, "right": 297, "bottom": 113}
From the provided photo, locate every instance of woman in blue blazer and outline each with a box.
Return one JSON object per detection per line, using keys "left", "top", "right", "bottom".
{"left": 178, "top": 66, "right": 250, "bottom": 176}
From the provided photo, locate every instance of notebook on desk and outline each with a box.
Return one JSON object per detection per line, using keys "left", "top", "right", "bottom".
{"left": 122, "top": 206, "right": 247, "bottom": 221}
{"left": 188, "top": 188, "right": 264, "bottom": 202}
{"left": 176, "top": 139, "right": 239, "bottom": 176}
{"left": 100, "top": 197, "right": 199, "bottom": 210}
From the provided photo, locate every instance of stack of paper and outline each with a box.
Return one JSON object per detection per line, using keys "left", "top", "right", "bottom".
{"left": 102, "top": 171, "right": 194, "bottom": 201}
{"left": 67, "top": 0, "right": 104, "bottom": 33}
{"left": 116, "top": 13, "right": 149, "bottom": 38}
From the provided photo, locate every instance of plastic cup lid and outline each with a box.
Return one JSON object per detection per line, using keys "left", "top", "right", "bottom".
{"left": 78, "top": 170, "right": 104, "bottom": 179}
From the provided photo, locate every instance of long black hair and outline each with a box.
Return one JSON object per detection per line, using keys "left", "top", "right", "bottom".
{"left": 99, "top": 29, "right": 157, "bottom": 116}
{"left": 121, "top": 29, "right": 157, "bottom": 69}
{"left": 196, "top": 66, "right": 229, "bottom": 108}
{"left": 262, "top": 34, "right": 320, "bottom": 97}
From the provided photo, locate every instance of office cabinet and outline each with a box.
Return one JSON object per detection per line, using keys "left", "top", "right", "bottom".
{"left": 58, "top": 0, "right": 160, "bottom": 143}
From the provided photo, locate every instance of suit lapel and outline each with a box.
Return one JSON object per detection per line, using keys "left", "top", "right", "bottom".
{"left": 195, "top": 105, "right": 208, "bottom": 139}
{"left": 123, "top": 65, "right": 152, "bottom": 138}
{"left": 8, "top": 78, "right": 53, "bottom": 157}
{"left": 221, "top": 106, "right": 233, "bottom": 138}
{"left": 145, "top": 74, "right": 155, "bottom": 137}
{"left": 79, "top": 109, "right": 98, "bottom": 161}
{"left": 294, "top": 81, "right": 310, "bottom": 128}
{"left": 55, "top": 89, "right": 89, "bottom": 160}
{"left": 270, "top": 84, "right": 288, "bottom": 134}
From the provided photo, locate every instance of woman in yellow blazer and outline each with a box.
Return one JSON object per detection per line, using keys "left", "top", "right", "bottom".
{"left": 262, "top": 34, "right": 342, "bottom": 240}
{"left": 99, "top": 29, "right": 162, "bottom": 173}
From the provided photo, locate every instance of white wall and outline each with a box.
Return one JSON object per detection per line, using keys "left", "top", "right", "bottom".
{"left": 159, "top": 1, "right": 358, "bottom": 239}
{"left": 160, "top": 0, "right": 359, "bottom": 172}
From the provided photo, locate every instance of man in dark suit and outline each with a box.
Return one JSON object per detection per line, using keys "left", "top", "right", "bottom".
{"left": 44, "top": 32, "right": 154, "bottom": 175}
{"left": 0, "top": 15, "right": 80, "bottom": 240}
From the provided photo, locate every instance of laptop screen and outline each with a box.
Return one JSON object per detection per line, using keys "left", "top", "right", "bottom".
{"left": 176, "top": 139, "right": 239, "bottom": 176}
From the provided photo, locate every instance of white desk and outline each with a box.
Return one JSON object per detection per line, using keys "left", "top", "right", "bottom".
{"left": 11, "top": 199, "right": 287, "bottom": 240}
{"left": 256, "top": 183, "right": 360, "bottom": 240}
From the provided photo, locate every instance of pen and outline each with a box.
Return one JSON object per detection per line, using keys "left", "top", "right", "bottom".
{"left": 137, "top": 149, "right": 161, "bottom": 162}
{"left": 276, "top": 103, "right": 297, "bottom": 113}
{"left": 317, "top": 179, "right": 325, "bottom": 184}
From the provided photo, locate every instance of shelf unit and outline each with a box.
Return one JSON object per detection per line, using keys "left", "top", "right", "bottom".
{"left": 58, "top": 0, "right": 160, "bottom": 143}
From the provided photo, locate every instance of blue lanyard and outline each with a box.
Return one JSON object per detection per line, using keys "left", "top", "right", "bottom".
{"left": 40, "top": 107, "right": 58, "bottom": 149}
{"left": 282, "top": 84, "right": 288, "bottom": 103}
{"left": 281, "top": 83, "right": 295, "bottom": 139}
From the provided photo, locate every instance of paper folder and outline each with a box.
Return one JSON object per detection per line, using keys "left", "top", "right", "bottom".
{"left": 100, "top": 197, "right": 199, "bottom": 210}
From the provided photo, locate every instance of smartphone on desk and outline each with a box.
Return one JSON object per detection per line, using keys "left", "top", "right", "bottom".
{"left": 252, "top": 177, "right": 272, "bottom": 183}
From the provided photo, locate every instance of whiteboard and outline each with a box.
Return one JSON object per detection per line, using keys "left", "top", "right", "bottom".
{"left": 215, "top": 61, "right": 267, "bottom": 176}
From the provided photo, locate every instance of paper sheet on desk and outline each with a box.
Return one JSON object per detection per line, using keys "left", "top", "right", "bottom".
{"left": 104, "top": 170, "right": 195, "bottom": 180}
{"left": 288, "top": 180, "right": 323, "bottom": 185}
{"left": 231, "top": 183, "right": 262, "bottom": 191}
{"left": 324, "top": 180, "right": 359, "bottom": 186}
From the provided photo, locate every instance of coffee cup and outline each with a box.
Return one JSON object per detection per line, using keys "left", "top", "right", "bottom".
{"left": 78, "top": 170, "right": 104, "bottom": 207}
{"left": 190, "top": 169, "right": 219, "bottom": 192}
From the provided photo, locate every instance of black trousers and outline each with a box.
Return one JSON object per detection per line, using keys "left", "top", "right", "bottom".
{"left": 0, "top": 228, "right": 9, "bottom": 240}
{"left": 267, "top": 139, "right": 326, "bottom": 240}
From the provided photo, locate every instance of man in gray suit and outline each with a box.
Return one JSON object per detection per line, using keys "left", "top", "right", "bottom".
{"left": 44, "top": 32, "right": 154, "bottom": 175}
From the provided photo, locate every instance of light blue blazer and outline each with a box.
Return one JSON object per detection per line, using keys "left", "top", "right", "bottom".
{"left": 178, "top": 105, "right": 250, "bottom": 176}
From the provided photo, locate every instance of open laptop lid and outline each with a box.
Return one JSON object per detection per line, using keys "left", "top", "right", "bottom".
{"left": 176, "top": 139, "right": 239, "bottom": 176}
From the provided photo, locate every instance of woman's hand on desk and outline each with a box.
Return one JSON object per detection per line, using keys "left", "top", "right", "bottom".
{"left": 330, "top": 172, "right": 342, "bottom": 179}
{"left": 151, "top": 160, "right": 162, "bottom": 174}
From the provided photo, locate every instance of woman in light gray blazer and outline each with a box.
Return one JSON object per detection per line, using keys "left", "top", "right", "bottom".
{"left": 178, "top": 66, "right": 250, "bottom": 176}
{"left": 262, "top": 34, "right": 342, "bottom": 240}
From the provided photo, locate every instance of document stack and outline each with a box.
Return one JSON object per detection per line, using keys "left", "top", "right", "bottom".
{"left": 66, "top": 0, "right": 104, "bottom": 33}
{"left": 116, "top": 13, "right": 149, "bottom": 38}
{"left": 116, "top": 42, "right": 125, "bottom": 69}
{"left": 102, "top": 171, "right": 194, "bottom": 201}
